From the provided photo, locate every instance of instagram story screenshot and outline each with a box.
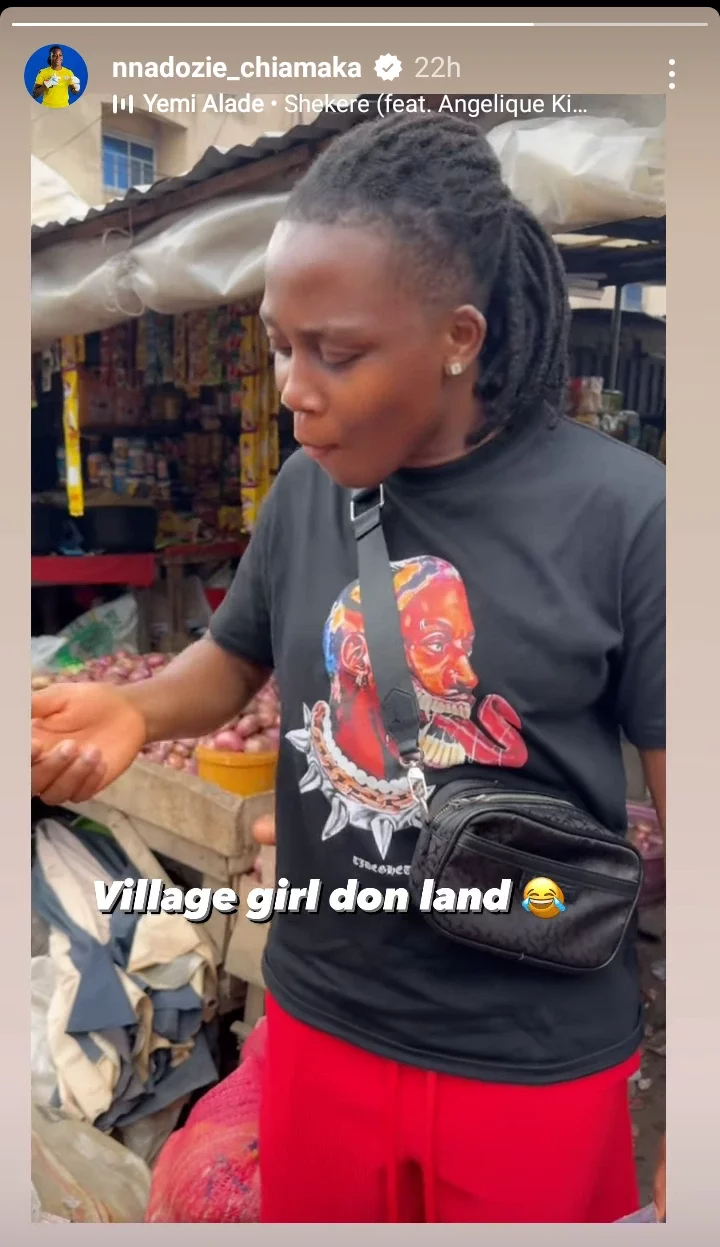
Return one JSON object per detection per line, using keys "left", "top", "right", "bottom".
{"left": 0, "top": 3, "right": 717, "bottom": 1238}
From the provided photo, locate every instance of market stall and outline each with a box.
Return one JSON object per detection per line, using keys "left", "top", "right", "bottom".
{"left": 30, "top": 101, "right": 666, "bottom": 1221}
{"left": 32, "top": 652, "right": 280, "bottom": 965}
{"left": 30, "top": 90, "right": 667, "bottom": 1030}
{"left": 31, "top": 300, "right": 278, "bottom": 602}
{"left": 30, "top": 114, "right": 353, "bottom": 645}
{"left": 31, "top": 105, "right": 666, "bottom": 622}
{"left": 30, "top": 142, "right": 323, "bottom": 1194}
{"left": 31, "top": 652, "right": 280, "bottom": 1218}
{"left": 63, "top": 759, "right": 271, "bottom": 1013}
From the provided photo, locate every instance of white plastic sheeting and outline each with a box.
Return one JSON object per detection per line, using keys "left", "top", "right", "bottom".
{"left": 489, "top": 115, "right": 665, "bottom": 235}
{"left": 31, "top": 115, "right": 665, "bottom": 346}
{"left": 31, "top": 192, "right": 288, "bottom": 346}
{"left": 31, "top": 156, "right": 92, "bottom": 229}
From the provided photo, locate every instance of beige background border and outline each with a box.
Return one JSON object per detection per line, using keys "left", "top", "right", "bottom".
{"left": 4, "top": 4, "right": 719, "bottom": 1239}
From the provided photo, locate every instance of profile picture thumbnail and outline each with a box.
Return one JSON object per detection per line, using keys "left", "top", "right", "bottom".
{"left": 24, "top": 44, "right": 88, "bottom": 109}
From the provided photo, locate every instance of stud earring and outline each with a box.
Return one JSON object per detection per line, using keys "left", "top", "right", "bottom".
{"left": 446, "top": 361, "right": 464, "bottom": 377}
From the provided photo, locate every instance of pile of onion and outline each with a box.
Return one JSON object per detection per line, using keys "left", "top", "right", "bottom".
{"left": 197, "top": 678, "right": 280, "bottom": 758}
{"left": 142, "top": 737, "right": 201, "bottom": 775}
{"left": 627, "top": 804, "right": 663, "bottom": 857}
{"left": 31, "top": 649, "right": 170, "bottom": 691}
{"left": 31, "top": 654, "right": 281, "bottom": 775}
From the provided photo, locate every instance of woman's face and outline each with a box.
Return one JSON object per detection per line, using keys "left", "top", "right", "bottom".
{"left": 50, "top": 49, "right": 63, "bottom": 69}
{"left": 261, "top": 220, "right": 485, "bottom": 489}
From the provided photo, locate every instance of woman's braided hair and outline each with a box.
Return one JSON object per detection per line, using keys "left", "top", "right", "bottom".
{"left": 285, "top": 111, "right": 571, "bottom": 439}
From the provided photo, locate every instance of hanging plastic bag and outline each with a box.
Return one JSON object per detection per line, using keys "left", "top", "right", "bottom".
{"left": 53, "top": 592, "right": 140, "bottom": 665}
{"left": 31, "top": 1102, "right": 151, "bottom": 1223}
{"left": 31, "top": 635, "right": 69, "bottom": 674}
{"left": 31, "top": 956, "right": 57, "bottom": 1107}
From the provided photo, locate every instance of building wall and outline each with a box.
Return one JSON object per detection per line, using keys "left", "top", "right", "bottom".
{"left": 30, "top": 92, "right": 293, "bottom": 208}
{"left": 643, "top": 285, "right": 667, "bottom": 318}
{"left": 570, "top": 284, "right": 666, "bottom": 318}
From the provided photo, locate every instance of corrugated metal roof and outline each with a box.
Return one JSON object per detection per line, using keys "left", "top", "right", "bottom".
{"left": 30, "top": 98, "right": 665, "bottom": 287}
{"left": 31, "top": 105, "right": 369, "bottom": 243}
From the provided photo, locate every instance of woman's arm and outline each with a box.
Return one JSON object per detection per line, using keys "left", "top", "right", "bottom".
{"left": 123, "top": 634, "right": 270, "bottom": 743}
{"left": 31, "top": 636, "right": 270, "bottom": 805}
{"left": 641, "top": 748, "right": 665, "bottom": 848}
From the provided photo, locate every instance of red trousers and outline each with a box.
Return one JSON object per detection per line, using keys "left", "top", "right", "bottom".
{"left": 260, "top": 995, "right": 640, "bottom": 1223}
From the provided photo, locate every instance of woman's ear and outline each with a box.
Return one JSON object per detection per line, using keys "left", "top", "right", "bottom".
{"left": 444, "top": 305, "right": 487, "bottom": 375}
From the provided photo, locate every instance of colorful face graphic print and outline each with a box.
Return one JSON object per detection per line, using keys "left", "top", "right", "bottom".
{"left": 287, "top": 556, "right": 528, "bottom": 860}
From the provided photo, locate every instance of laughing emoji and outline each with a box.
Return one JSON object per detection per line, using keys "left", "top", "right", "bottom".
{"left": 522, "top": 877, "right": 566, "bottom": 919}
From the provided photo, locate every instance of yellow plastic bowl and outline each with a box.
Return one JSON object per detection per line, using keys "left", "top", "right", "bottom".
{"left": 195, "top": 745, "right": 278, "bottom": 797}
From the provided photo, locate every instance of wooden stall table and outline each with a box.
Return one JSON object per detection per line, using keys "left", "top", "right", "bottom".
{"left": 157, "top": 540, "right": 248, "bottom": 652}
{"left": 64, "top": 756, "right": 274, "bottom": 1024}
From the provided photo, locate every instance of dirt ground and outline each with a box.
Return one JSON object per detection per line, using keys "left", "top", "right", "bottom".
{"left": 632, "top": 901, "right": 666, "bottom": 1205}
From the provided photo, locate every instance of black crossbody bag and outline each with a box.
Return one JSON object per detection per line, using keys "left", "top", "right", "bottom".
{"left": 350, "top": 485, "right": 643, "bottom": 974}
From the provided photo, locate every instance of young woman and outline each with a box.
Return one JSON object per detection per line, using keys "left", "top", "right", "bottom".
{"left": 32, "top": 46, "right": 81, "bottom": 107}
{"left": 31, "top": 112, "right": 666, "bottom": 1224}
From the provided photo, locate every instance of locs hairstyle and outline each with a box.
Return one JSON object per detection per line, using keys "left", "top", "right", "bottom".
{"left": 284, "top": 112, "right": 572, "bottom": 441}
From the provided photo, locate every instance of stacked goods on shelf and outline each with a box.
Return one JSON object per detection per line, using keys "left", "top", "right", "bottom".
{"left": 567, "top": 375, "right": 604, "bottom": 429}
{"left": 566, "top": 377, "right": 643, "bottom": 448}
{"left": 596, "top": 387, "right": 641, "bottom": 445}
{"left": 31, "top": 657, "right": 280, "bottom": 782}
{"left": 32, "top": 299, "right": 281, "bottom": 545}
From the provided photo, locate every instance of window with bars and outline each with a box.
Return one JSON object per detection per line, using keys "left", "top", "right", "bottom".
{"left": 102, "top": 134, "right": 155, "bottom": 193}
{"left": 622, "top": 284, "right": 644, "bottom": 313}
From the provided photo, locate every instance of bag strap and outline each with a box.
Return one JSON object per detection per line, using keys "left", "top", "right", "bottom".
{"left": 350, "top": 486, "right": 428, "bottom": 810}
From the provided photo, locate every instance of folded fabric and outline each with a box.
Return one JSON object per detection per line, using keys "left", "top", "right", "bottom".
{"left": 145, "top": 1019, "right": 266, "bottom": 1223}
{"left": 32, "top": 818, "right": 218, "bottom": 1129}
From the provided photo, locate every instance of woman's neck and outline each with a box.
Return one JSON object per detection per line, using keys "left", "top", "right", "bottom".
{"left": 402, "top": 395, "right": 497, "bottom": 470}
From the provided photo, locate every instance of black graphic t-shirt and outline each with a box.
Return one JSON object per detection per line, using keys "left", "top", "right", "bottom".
{"left": 210, "top": 415, "right": 666, "bottom": 1084}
